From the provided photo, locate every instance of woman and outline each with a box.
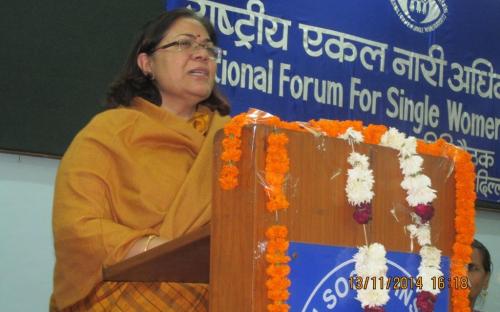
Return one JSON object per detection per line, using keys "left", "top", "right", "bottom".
{"left": 51, "top": 8, "right": 230, "bottom": 311}
{"left": 468, "top": 239, "right": 491, "bottom": 311}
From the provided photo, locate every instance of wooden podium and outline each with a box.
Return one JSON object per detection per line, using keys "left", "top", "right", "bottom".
{"left": 104, "top": 124, "right": 456, "bottom": 311}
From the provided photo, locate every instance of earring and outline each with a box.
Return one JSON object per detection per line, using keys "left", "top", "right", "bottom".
{"left": 480, "top": 288, "right": 488, "bottom": 299}
{"left": 477, "top": 288, "right": 488, "bottom": 307}
{"left": 145, "top": 72, "right": 155, "bottom": 80}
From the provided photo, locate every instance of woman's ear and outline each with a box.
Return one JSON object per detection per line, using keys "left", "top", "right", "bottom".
{"left": 137, "top": 52, "right": 152, "bottom": 77}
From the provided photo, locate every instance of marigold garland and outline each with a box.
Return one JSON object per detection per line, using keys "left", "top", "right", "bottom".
{"left": 219, "top": 111, "right": 294, "bottom": 310}
{"left": 219, "top": 112, "right": 304, "bottom": 191}
{"left": 309, "top": 119, "right": 363, "bottom": 137}
{"left": 264, "top": 129, "right": 291, "bottom": 311}
{"left": 265, "top": 132, "right": 290, "bottom": 212}
{"left": 219, "top": 113, "right": 248, "bottom": 190}
{"left": 219, "top": 112, "right": 475, "bottom": 312}
{"left": 265, "top": 225, "right": 291, "bottom": 311}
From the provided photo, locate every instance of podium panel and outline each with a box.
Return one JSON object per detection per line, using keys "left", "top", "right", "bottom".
{"left": 211, "top": 125, "right": 456, "bottom": 311}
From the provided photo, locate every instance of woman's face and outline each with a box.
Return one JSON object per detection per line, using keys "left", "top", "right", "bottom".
{"left": 139, "top": 18, "right": 217, "bottom": 117}
{"left": 468, "top": 247, "right": 490, "bottom": 305}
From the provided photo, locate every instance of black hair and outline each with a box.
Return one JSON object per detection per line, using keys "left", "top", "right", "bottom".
{"left": 472, "top": 239, "right": 492, "bottom": 273}
{"left": 106, "top": 8, "right": 230, "bottom": 115}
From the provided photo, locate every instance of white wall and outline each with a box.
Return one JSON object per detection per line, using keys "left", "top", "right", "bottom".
{"left": 0, "top": 153, "right": 58, "bottom": 311}
{"left": 0, "top": 152, "right": 498, "bottom": 311}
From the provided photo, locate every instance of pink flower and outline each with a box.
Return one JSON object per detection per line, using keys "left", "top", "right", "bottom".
{"left": 364, "top": 306, "right": 384, "bottom": 312}
{"left": 353, "top": 203, "right": 372, "bottom": 224}
{"left": 416, "top": 291, "right": 436, "bottom": 312}
{"left": 414, "top": 204, "right": 434, "bottom": 222}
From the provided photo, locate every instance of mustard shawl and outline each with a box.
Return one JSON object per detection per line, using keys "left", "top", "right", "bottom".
{"left": 52, "top": 97, "right": 229, "bottom": 309}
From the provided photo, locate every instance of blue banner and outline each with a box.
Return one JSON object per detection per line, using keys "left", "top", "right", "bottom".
{"left": 288, "top": 242, "right": 450, "bottom": 311}
{"left": 167, "top": 0, "right": 500, "bottom": 203}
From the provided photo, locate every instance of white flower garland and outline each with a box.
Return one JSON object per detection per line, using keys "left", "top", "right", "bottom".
{"left": 418, "top": 246, "right": 443, "bottom": 295}
{"left": 339, "top": 128, "right": 374, "bottom": 206}
{"left": 353, "top": 243, "right": 390, "bottom": 308}
{"left": 380, "top": 127, "right": 443, "bottom": 306}
{"left": 346, "top": 152, "right": 374, "bottom": 205}
{"left": 340, "top": 128, "right": 389, "bottom": 309}
{"left": 336, "top": 127, "right": 442, "bottom": 310}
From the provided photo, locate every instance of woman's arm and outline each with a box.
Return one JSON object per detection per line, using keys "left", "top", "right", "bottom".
{"left": 124, "top": 234, "right": 169, "bottom": 259}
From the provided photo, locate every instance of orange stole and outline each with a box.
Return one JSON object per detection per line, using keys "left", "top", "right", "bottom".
{"left": 51, "top": 282, "right": 208, "bottom": 312}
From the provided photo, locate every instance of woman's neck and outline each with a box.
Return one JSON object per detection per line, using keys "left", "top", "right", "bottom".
{"left": 160, "top": 99, "right": 196, "bottom": 120}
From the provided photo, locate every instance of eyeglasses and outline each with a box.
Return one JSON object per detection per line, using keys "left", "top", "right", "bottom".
{"left": 152, "top": 38, "right": 222, "bottom": 61}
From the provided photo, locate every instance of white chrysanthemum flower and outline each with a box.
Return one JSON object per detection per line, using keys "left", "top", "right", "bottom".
{"left": 354, "top": 245, "right": 369, "bottom": 261}
{"left": 357, "top": 288, "right": 390, "bottom": 307}
{"left": 349, "top": 165, "right": 374, "bottom": 180}
{"left": 407, "top": 224, "right": 417, "bottom": 237}
{"left": 354, "top": 243, "right": 387, "bottom": 276}
{"left": 406, "top": 223, "right": 432, "bottom": 246}
{"left": 416, "top": 224, "right": 431, "bottom": 246}
{"left": 407, "top": 186, "right": 437, "bottom": 206}
{"left": 339, "top": 127, "right": 364, "bottom": 144}
{"left": 400, "top": 155, "right": 423, "bottom": 176}
{"left": 346, "top": 152, "right": 374, "bottom": 205}
{"left": 420, "top": 246, "right": 442, "bottom": 268}
{"left": 348, "top": 152, "right": 370, "bottom": 168}
{"left": 401, "top": 174, "right": 432, "bottom": 191}
{"left": 380, "top": 127, "right": 406, "bottom": 150}
{"left": 346, "top": 186, "right": 373, "bottom": 205}
{"left": 368, "top": 243, "right": 387, "bottom": 261}
{"left": 354, "top": 246, "right": 370, "bottom": 272}
{"left": 418, "top": 266, "right": 443, "bottom": 295}
{"left": 399, "top": 136, "right": 417, "bottom": 158}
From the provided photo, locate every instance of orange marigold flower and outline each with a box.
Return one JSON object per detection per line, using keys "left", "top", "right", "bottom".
{"left": 266, "top": 225, "right": 288, "bottom": 239}
{"left": 267, "top": 238, "right": 289, "bottom": 253}
{"left": 268, "top": 132, "right": 289, "bottom": 145}
{"left": 267, "top": 303, "right": 290, "bottom": 312}
{"left": 219, "top": 113, "right": 247, "bottom": 189}
{"left": 265, "top": 253, "right": 291, "bottom": 264}
{"left": 222, "top": 137, "right": 241, "bottom": 149}
{"left": 267, "top": 289, "right": 290, "bottom": 301}
{"left": 362, "top": 124, "right": 387, "bottom": 144}
{"left": 266, "top": 277, "right": 291, "bottom": 289}
{"left": 267, "top": 196, "right": 289, "bottom": 212}
{"left": 221, "top": 149, "right": 242, "bottom": 162}
{"left": 219, "top": 165, "right": 239, "bottom": 190}
{"left": 266, "top": 264, "right": 291, "bottom": 277}
{"left": 265, "top": 131, "right": 290, "bottom": 213}
{"left": 266, "top": 172, "right": 286, "bottom": 185}
{"left": 261, "top": 116, "right": 282, "bottom": 127}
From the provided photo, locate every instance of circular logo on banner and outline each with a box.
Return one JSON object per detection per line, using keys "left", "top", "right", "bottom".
{"left": 390, "top": 0, "right": 448, "bottom": 33}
